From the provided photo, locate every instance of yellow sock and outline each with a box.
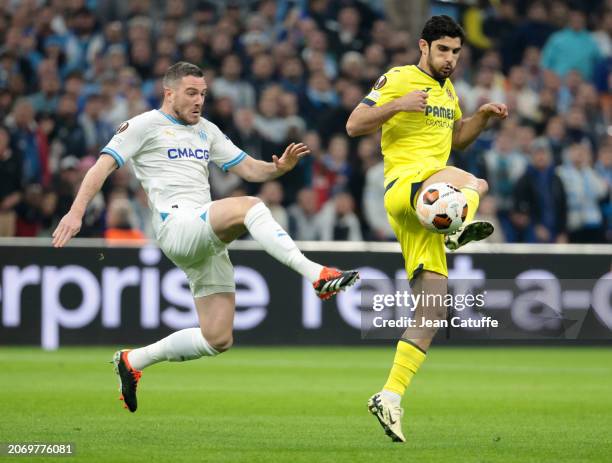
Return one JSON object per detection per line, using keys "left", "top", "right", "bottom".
{"left": 460, "top": 187, "right": 480, "bottom": 223}
{"left": 383, "top": 340, "right": 427, "bottom": 396}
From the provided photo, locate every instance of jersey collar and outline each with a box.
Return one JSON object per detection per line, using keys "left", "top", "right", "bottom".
{"left": 157, "top": 109, "right": 188, "bottom": 125}
{"left": 415, "top": 65, "right": 446, "bottom": 88}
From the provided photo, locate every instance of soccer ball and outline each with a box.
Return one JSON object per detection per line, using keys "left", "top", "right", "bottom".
{"left": 416, "top": 183, "right": 468, "bottom": 234}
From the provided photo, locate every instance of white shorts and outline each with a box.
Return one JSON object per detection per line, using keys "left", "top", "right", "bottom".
{"left": 153, "top": 202, "right": 235, "bottom": 298}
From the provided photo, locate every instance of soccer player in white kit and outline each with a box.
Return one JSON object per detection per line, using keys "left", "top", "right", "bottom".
{"left": 52, "top": 62, "right": 359, "bottom": 412}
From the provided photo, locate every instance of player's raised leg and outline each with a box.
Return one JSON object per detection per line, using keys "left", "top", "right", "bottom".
{"left": 209, "top": 196, "right": 359, "bottom": 299}
{"left": 420, "top": 166, "right": 492, "bottom": 250}
{"left": 368, "top": 271, "right": 447, "bottom": 442}
{"left": 114, "top": 292, "right": 235, "bottom": 412}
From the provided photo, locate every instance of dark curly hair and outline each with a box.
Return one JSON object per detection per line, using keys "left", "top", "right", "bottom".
{"left": 421, "top": 15, "right": 465, "bottom": 46}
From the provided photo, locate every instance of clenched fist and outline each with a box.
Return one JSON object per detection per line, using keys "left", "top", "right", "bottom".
{"left": 393, "top": 90, "right": 429, "bottom": 112}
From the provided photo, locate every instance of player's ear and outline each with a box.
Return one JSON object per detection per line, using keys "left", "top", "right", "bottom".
{"left": 418, "top": 39, "right": 429, "bottom": 56}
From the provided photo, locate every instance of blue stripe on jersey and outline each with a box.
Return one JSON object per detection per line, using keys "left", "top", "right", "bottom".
{"left": 221, "top": 151, "right": 247, "bottom": 172}
{"left": 157, "top": 109, "right": 187, "bottom": 125}
{"left": 362, "top": 97, "right": 376, "bottom": 107}
{"left": 100, "top": 147, "right": 125, "bottom": 167}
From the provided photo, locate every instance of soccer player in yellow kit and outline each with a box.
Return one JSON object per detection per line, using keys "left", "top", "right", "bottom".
{"left": 347, "top": 15, "right": 508, "bottom": 442}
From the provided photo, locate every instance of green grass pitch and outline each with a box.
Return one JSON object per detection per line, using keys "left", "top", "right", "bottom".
{"left": 0, "top": 346, "right": 611, "bottom": 463}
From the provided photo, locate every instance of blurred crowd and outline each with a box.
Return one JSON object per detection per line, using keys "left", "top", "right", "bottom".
{"left": 0, "top": 0, "right": 610, "bottom": 244}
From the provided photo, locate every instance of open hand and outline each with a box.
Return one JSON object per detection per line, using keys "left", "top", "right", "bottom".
{"left": 273, "top": 142, "right": 310, "bottom": 174}
{"left": 52, "top": 210, "right": 82, "bottom": 248}
{"left": 478, "top": 103, "right": 508, "bottom": 119}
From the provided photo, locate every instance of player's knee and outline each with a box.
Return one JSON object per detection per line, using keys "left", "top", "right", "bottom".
{"left": 238, "top": 196, "right": 264, "bottom": 222}
{"left": 477, "top": 178, "right": 489, "bottom": 195}
{"left": 244, "top": 196, "right": 262, "bottom": 210}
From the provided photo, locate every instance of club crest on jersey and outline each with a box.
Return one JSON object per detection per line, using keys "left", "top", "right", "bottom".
{"left": 198, "top": 130, "right": 207, "bottom": 142}
{"left": 116, "top": 121, "right": 129, "bottom": 134}
{"left": 446, "top": 88, "right": 454, "bottom": 100}
{"left": 167, "top": 147, "right": 210, "bottom": 161}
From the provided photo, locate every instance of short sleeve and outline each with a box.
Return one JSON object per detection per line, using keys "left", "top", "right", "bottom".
{"left": 454, "top": 94, "right": 462, "bottom": 121}
{"left": 100, "top": 117, "right": 148, "bottom": 168}
{"left": 362, "top": 69, "right": 401, "bottom": 108}
{"left": 207, "top": 122, "right": 246, "bottom": 172}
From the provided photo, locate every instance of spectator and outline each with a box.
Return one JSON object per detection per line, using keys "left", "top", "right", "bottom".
{"left": 302, "top": 131, "right": 333, "bottom": 208}
{"left": 301, "top": 29, "right": 337, "bottom": 80}
{"left": 544, "top": 116, "right": 567, "bottom": 165}
{"left": 316, "top": 192, "right": 363, "bottom": 241}
{"left": 5, "top": 98, "right": 45, "bottom": 185}
{"left": 557, "top": 142, "right": 609, "bottom": 243}
{"left": 564, "top": 105, "right": 595, "bottom": 147}
{"left": 331, "top": 6, "right": 366, "bottom": 55}
{"left": 541, "top": 7, "right": 601, "bottom": 81}
{"left": 324, "top": 134, "right": 351, "bottom": 196}
{"left": 505, "top": 66, "right": 539, "bottom": 123}
{"left": 288, "top": 188, "right": 320, "bottom": 241}
{"left": 483, "top": 128, "right": 528, "bottom": 241}
{"left": 228, "top": 108, "right": 263, "bottom": 161}
{"left": 53, "top": 94, "right": 87, "bottom": 159}
{"left": 0, "top": 126, "right": 22, "bottom": 236}
{"left": 595, "top": 142, "right": 612, "bottom": 241}
{"left": 279, "top": 56, "right": 305, "bottom": 95}
{"left": 79, "top": 94, "right": 115, "bottom": 157}
{"left": 254, "top": 86, "right": 290, "bottom": 145}
{"left": 300, "top": 72, "right": 338, "bottom": 125}
{"left": 129, "top": 39, "right": 154, "bottom": 80}
{"left": 513, "top": 138, "right": 568, "bottom": 243}
{"left": 461, "top": 66, "right": 506, "bottom": 115}
{"left": 557, "top": 70, "right": 583, "bottom": 113}
{"left": 15, "top": 183, "right": 45, "bottom": 237}
{"left": 316, "top": 83, "right": 363, "bottom": 146}
{"left": 592, "top": 9, "right": 611, "bottom": 58}
{"left": 258, "top": 181, "right": 289, "bottom": 231}
{"left": 250, "top": 54, "right": 277, "bottom": 99}
{"left": 279, "top": 91, "right": 306, "bottom": 141}
{"left": 64, "top": 7, "right": 104, "bottom": 71}
{"left": 28, "top": 71, "right": 61, "bottom": 114}
{"left": 362, "top": 140, "right": 394, "bottom": 241}
{"left": 507, "top": 1, "right": 556, "bottom": 68}
{"left": 104, "top": 197, "right": 146, "bottom": 242}
{"left": 483, "top": 1, "right": 518, "bottom": 72}
{"left": 211, "top": 54, "right": 256, "bottom": 109}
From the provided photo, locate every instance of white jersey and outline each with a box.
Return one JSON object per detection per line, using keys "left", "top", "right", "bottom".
{"left": 101, "top": 109, "right": 246, "bottom": 212}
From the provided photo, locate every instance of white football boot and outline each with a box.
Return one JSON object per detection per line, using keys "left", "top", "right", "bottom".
{"left": 367, "top": 392, "right": 406, "bottom": 443}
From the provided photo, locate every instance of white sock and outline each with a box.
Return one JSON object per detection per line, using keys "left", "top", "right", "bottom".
{"left": 381, "top": 389, "right": 402, "bottom": 405}
{"left": 127, "top": 328, "right": 219, "bottom": 370}
{"left": 244, "top": 202, "right": 323, "bottom": 282}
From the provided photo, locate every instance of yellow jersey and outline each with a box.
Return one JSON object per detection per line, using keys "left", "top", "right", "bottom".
{"left": 363, "top": 65, "right": 462, "bottom": 181}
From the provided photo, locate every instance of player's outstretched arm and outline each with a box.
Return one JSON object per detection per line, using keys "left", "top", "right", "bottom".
{"left": 452, "top": 102, "right": 508, "bottom": 150}
{"left": 52, "top": 154, "right": 117, "bottom": 248}
{"left": 228, "top": 143, "right": 310, "bottom": 182}
{"left": 346, "top": 91, "right": 429, "bottom": 137}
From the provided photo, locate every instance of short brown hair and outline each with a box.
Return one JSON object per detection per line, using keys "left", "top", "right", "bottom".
{"left": 162, "top": 61, "right": 204, "bottom": 88}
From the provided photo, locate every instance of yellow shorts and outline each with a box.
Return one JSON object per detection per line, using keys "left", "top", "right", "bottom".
{"left": 384, "top": 166, "right": 448, "bottom": 281}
